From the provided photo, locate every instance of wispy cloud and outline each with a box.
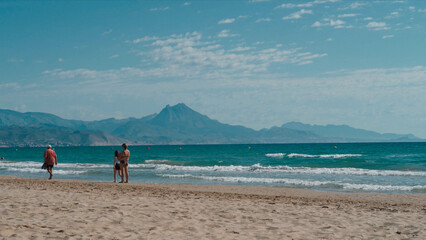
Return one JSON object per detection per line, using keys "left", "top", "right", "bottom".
{"left": 339, "top": 2, "right": 367, "bottom": 10}
{"left": 256, "top": 18, "right": 271, "bottom": 23}
{"left": 382, "top": 35, "right": 394, "bottom": 39}
{"left": 217, "top": 29, "right": 239, "bottom": 38}
{"left": 44, "top": 32, "right": 328, "bottom": 83}
{"left": 109, "top": 54, "right": 119, "bottom": 59}
{"left": 283, "top": 9, "right": 313, "bottom": 20}
{"left": 183, "top": 2, "right": 191, "bottom": 6}
{"left": 312, "top": 19, "right": 347, "bottom": 28}
{"left": 337, "top": 13, "right": 359, "bottom": 18}
{"left": 276, "top": 0, "right": 340, "bottom": 9}
{"left": 366, "top": 21, "right": 390, "bottom": 30}
{"left": 150, "top": 6, "right": 169, "bottom": 11}
{"left": 218, "top": 18, "right": 235, "bottom": 24}
{"left": 133, "top": 36, "right": 160, "bottom": 44}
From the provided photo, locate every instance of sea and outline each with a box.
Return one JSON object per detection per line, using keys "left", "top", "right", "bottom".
{"left": 1, "top": 142, "right": 425, "bottom": 194}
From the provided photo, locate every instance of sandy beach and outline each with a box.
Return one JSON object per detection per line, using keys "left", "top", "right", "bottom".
{"left": 0, "top": 176, "right": 425, "bottom": 239}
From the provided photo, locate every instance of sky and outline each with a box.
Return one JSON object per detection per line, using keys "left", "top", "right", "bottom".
{"left": 1, "top": 0, "right": 425, "bottom": 138}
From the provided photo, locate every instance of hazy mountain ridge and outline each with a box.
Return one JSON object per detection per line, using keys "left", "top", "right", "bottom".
{"left": 0, "top": 104, "right": 421, "bottom": 147}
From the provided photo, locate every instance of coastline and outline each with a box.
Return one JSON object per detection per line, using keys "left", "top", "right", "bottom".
{"left": 1, "top": 176, "right": 425, "bottom": 239}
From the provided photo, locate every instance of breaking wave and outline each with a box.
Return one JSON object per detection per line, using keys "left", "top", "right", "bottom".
{"left": 159, "top": 174, "right": 426, "bottom": 192}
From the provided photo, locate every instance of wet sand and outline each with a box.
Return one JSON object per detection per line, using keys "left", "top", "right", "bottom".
{"left": 0, "top": 176, "right": 425, "bottom": 239}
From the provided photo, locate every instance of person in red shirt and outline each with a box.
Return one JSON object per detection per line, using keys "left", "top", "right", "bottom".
{"left": 43, "top": 145, "right": 57, "bottom": 180}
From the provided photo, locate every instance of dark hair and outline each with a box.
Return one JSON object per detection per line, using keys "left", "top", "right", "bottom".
{"left": 114, "top": 150, "right": 119, "bottom": 157}
{"left": 122, "top": 143, "right": 127, "bottom": 149}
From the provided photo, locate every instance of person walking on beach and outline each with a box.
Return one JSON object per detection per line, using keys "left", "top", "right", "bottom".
{"left": 43, "top": 145, "right": 57, "bottom": 180}
{"left": 119, "top": 143, "right": 130, "bottom": 183}
{"left": 113, "top": 150, "right": 122, "bottom": 183}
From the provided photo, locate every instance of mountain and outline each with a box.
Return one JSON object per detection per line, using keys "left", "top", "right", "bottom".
{"left": 0, "top": 104, "right": 422, "bottom": 146}
{"left": 281, "top": 122, "right": 419, "bottom": 142}
{"left": 108, "top": 103, "right": 259, "bottom": 144}
{"left": 0, "top": 126, "right": 126, "bottom": 147}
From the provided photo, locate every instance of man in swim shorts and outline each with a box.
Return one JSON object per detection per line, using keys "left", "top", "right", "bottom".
{"left": 43, "top": 145, "right": 57, "bottom": 180}
{"left": 119, "top": 143, "right": 130, "bottom": 183}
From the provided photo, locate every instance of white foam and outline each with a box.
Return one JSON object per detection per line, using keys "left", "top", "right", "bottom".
{"left": 287, "top": 153, "right": 363, "bottom": 158}
{"left": 159, "top": 174, "right": 334, "bottom": 186}
{"left": 265, "top": 153, "right": 286, "bottom": 158}
{"left": 6, "top": 167, "right": 86, "bottom": 175}
{"left": 142, "top": 163, "right": 426, "bottom": 177}
{"left": 159, "top": 174, "right": 426, "bottom": 191}
{"left": 0, "top": 161, "right": 110, "bottom": 169}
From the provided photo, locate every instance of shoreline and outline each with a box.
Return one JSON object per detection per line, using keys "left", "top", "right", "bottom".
{"left": 1, "top": 176, "right": 425, "bottom": 239}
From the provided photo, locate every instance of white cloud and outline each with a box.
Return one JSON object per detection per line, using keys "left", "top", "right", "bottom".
{"left": 312, "top": 21, "right": 322, "bottom": 27}
{"left": 382, "top": 35, "right": 394, "bottom": 39}
{"left": 283, "top": 9, "right": 313, "bottom": 20}
{"left": 256, "top": 18, "right": 271, "bottom": 23}
{"left": 337, "top": 13, "right": 358, "bottom": 18}
{"left": 109, "top": 54, "right": 119, "bottom": 59}
{"left": 133, "top": 36, "right": 160, "bottom": 43}
{"left": 218, "top": 18, "right": 235, "bottom": 24}
{"left": 312, "top": 19, "right": 346, "bottom": 28}
{"left": 217, "top": 30, "right": 239, "bottom": 38}
{"left": 276, "top": 3, "right": 313, "bottom": 9}
{"left": 276, "top": 0, "right": 340, "bottom": 9}
{"left": 327, "top": 38, "right": 334, "bottom": 41}
{"left": 418, "top": 8, "right": 426, "bottom": 13}
{"left": 347, "top": 2, "right": 367, "bottom": 9}
{"left": 230, "top": 46, "right": 254, "bottom": 52}
{"left": 330, "top": 19, "right": 345, "bottom": 26}
{"left": 58, "top": 58, "right": 63, "bottom": 62}
{"left": 44, "top": 32, "right": 327, "bottom": 83}
{"left": 364, "top": 17, "right": 373, "bottom": 21}
{"left": 366, "top": 21, "right": 389, "bottom": 30}
{"left": 183, "top": 2, "right": 191, "bottom": 6}
{"left": 150, "top": 6, "right": 169, "bottom": 11}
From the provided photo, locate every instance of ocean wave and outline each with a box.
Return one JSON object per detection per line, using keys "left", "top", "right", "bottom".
{"left": 265, "top": 153, "right": 286, "bottom": 158}
{"left": 2, "top": 161, "right": 425, "bottom": 177}
{"left": 0, "top": 161, "right": 111, "bottom": 169}
{"left": 287, "top": 153, "right": 363, "bottom": 158}
{"left": 147, "top": 163, "right": 426, "bottom": 177}
{"left": 144, "top": 160, "right": 182, "bottom": 165}
{"left": 159, "top": 174, "right": 426, "bottom": 192}
{"left": 6, "top": 167, "right": 86, "bottom": 175}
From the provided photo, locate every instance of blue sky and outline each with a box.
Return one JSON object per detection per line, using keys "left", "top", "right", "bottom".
{"left": 1, "top": 0, "right": 426, "bottom": 137}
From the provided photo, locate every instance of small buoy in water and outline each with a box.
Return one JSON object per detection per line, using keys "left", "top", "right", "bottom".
{"left": 334, "top": 146, "right": 337, "bottom": 149}
{"left": 147, "top": 147, "right": 150, "bottom": 150}
{"left": 248, "top": 146, "right": 251, "bottom": 149}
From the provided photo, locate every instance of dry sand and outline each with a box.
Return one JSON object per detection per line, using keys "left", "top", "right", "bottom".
{"left": 0, "top": 176, "right": 425, "bottom": 239}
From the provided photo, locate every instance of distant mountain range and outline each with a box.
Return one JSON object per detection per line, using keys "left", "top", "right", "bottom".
{"left": 0, "top": 103, "right": 421, "bottom": 147}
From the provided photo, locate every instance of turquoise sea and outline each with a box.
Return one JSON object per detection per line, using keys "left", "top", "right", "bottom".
{"left": 1, "top": 143, "right": 425, "bottom": 193}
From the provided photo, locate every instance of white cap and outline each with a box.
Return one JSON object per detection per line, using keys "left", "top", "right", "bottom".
{"left": 47, "top": 145, "right": 52, "bottom": 148}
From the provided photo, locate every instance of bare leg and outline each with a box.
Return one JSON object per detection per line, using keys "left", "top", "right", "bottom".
{"left": 114, "top": 169, "right": 117, "bottom": 183}
{"left": 119, "top": 164, "right": 124, "bottom": 183}
{"left": 47, "top": 168, "right": 53, "bottom": 180}
{"left": 124, "top": 166, "right": 129, "bottom": 183}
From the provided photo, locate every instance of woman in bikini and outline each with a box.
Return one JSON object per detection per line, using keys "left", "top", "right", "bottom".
{"left": 113, "top": 150, "right": 122, "bottom": 183}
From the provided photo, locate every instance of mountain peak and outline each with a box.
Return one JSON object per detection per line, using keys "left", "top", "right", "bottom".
{"left": 149, "top": 103, "right": 208, "bottom": 127}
